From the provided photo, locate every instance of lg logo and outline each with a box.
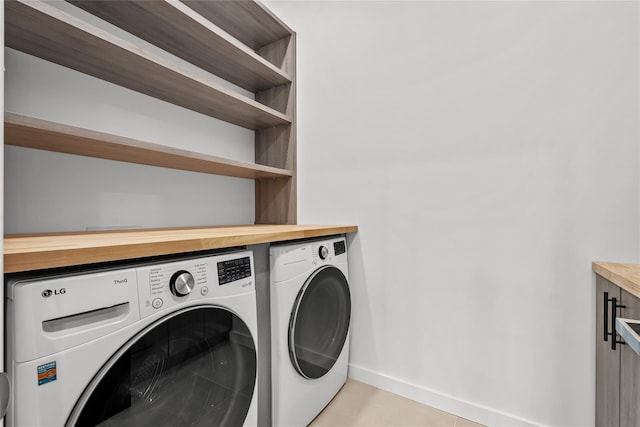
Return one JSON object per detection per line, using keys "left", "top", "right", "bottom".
{"left": 41, "top": 288, "right": 66, "bottom": 298}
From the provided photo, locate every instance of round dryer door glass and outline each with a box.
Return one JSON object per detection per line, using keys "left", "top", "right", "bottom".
{"left": 289, "top": 265, "right": 351, "bottom": 379}
{"left": 67, "top": 306, "right": 256, "bottom": 426}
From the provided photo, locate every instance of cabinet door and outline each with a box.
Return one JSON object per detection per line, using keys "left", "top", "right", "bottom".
{"left": 596, "top": 276, "right": 621, "bottom": 427}
{"left": 620, "top": 289, "right": 640, "bottom": 426}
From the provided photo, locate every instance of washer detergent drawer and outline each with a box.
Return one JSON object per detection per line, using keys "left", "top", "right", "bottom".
{"left": 7, "top": 269, "right": 141, "bottom": 363}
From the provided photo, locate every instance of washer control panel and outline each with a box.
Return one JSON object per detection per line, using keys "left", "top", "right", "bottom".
{"left": 137, "top": 251, "right": 254, "bottom": 319}
{"left": 217, "top": 256, "right": 252, "bottom": 285}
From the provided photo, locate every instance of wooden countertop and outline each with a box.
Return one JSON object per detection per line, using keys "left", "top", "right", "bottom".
{"left": 4, "top": 224, "right": 358, "bottom": 273}
{"left": 593, "top": 262, "right": 640, "bottom": 299}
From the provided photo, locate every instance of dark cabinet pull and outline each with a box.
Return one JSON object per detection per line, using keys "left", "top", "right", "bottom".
{"left": 604, "top": 291, "right": 610, "bottom": 342}
{"left": 610, "top": 296, "right": 627, "bottom": 351}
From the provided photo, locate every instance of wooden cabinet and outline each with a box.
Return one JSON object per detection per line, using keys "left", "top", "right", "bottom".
{"left": 619, "top": 288, "right": 640, "bottom": 426}
{"left": 596, "top": 274, "right": 640, "bottom": 426}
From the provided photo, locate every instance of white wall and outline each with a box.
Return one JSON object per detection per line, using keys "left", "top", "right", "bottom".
{"left": 266, "top": 1, "right": 639, "bottom": 426}
{"left": 4, "top": 1, "right": 256, "bottom": 234}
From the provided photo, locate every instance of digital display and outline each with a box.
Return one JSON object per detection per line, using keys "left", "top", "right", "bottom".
{"left": 217, "top": 257, "right": 252, "bottom": 286}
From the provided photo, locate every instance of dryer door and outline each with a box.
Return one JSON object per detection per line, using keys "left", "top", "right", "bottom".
{"left": 66, "top": 306, "right": 256, "bottom": 426}
{"left": 289, "top": 266, "right": 351, "bottom": 379}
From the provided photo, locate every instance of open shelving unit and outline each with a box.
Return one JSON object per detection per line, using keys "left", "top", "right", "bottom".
{"left": 4, "top": 0, "right": 356, "bottom": 273}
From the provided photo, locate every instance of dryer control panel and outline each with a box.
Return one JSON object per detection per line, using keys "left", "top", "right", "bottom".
{"left": 271, "top": 237, "right": 348, "bottom": 283}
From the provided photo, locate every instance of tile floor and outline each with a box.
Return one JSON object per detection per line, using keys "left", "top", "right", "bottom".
{"left": 309, "top": 379, "right": 486, "bottom": 427}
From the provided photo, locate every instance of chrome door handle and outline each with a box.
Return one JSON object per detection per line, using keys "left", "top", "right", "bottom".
{"left": 616, "top": 318, "right": 640, "bottom": 356}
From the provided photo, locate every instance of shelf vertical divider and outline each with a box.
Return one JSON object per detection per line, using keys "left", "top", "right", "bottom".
{"left": 255, "top": 33, "right": 297, "bottom": 224}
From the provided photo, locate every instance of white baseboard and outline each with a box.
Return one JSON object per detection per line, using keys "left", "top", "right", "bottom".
{"left": 348, "top": 363, "right": 542, "bottom": 427}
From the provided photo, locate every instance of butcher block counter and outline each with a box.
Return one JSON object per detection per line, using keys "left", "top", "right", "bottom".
{"left": 4, "top": 224, "right": 358, "bottom": 273}
{"left": 592, "top": 262, "right": 640, "bottom": 300}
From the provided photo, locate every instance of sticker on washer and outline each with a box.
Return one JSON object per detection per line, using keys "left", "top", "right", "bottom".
{"left": 37, "top": 361, "right": 57, "bottom": 385}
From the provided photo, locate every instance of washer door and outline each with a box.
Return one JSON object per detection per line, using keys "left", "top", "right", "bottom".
{"left": 289, "top": 265, "right": 351, "bottom": 379}
{"left": 67, "top": 306, "right": 256, "bottom": 426}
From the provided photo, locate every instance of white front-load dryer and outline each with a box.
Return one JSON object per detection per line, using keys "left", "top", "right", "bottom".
{"left": 270, "top": 236, "right": 351, "bottom": 427}
{"left": 6, "top": 250, "right": 259, "bottom": 426}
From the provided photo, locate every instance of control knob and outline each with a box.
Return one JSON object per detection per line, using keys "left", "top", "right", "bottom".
{"left": 318, "top": 245, "right": 329, "bottom": 260}
{"left": 170, "top": 270, "right": 195, "bottom": 297}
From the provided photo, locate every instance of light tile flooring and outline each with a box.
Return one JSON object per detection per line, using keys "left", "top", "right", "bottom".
{"left": 309, "top": 379, "right": 486, "bottom": 427}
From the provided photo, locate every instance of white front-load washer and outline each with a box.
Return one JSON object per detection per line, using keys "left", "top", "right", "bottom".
{"left": 6, "top": 249, "right": 259, "bottom": 427}
{"left": 270, "top": 236, "right": 351, "bottom": 427}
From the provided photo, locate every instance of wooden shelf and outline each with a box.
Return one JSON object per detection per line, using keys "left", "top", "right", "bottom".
{"left": 68, "top": 0, "right": 291, "bottom": 92}
{"left": 4, "top": 225, "right": 359, "bottom": 273}
{"left": 5, "top": 113, "right": 293, "bottom": 180}
{"left": 183, "top": 0, "right": 293, "bottom": 51}
{"left": 5, "top": 0, "right": 290, "bottom": 130}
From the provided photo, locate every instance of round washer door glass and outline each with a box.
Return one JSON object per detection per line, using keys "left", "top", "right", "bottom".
{"left": 67, "top": 306, "right": 256, "bottom": 426}
{"left": 289, "top": 265, "right": 351, "bottom": 379}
